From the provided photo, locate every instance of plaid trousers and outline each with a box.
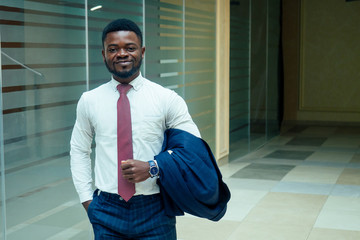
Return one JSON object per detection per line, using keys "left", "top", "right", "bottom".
{"left": 88, "top": 190, "right": 176, "bottom": 240}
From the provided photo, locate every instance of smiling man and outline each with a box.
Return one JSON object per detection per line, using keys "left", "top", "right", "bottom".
{"left": 70, "top": 18, "right": 200, "bottom": 239}
{"left": 102, "top": 30, "right": 144, "bottom": 83}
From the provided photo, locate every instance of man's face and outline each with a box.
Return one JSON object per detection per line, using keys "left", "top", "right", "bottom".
{"left": 102, "top": 31, "right": 145, "bottom": 84}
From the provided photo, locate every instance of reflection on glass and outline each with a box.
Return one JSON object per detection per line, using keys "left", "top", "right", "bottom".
{"left": 250, "top": 0, "right": 267, "bottom": 151}
{"left": 144, "top": 0, "right": 217, "bottom": 151}
{"left": 2, "top": 0, "right": 219, "bottom": 238}
{"left": 267, "top": 0, "right": 282, "bottom": 139}
{"left": 229, "top": 0, "right": 281, "bottom": 160}
{"left": 229, "top": 0, "right": 251, "bottom": 160}
{"left": 1, "top": 0, "right": 87, "bottom": 238}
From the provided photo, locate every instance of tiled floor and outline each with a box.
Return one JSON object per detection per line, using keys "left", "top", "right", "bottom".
{"left": 2, "top": 125, "right": 360, "bottom": 239}
{"left": 177, "top": 125, "right": 360, "bottom": 240}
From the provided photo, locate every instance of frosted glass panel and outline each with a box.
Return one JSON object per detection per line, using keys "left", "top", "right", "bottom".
{"left": 229, "top": 0, "right": 251, "bottom": 159}
{"left": 0, "top": 1, "right": 146, "bottom": 238}
{"left": 250, "top": 0, "right": 267, "bottom": 150}
{"left": 229, "top": 0, "right": 281, "bottom": 160}
{"left": 145, "top": 0, "right": 185, "bottom": 95}
{"left": 267, "top": 0, "right": 282, "bottom": 139}
{"left": 185, "top": 0, "right": 216, "bottom": 148}
{"left": 1, "top": 0, "right": 87, "bottom": 238}
{"left": 145, "top": 0, "right": 217, "bottom": 150}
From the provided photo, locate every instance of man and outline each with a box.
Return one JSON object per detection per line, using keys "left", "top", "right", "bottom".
{"left": 70, "top": 18, "right": 200, "bottom": 239}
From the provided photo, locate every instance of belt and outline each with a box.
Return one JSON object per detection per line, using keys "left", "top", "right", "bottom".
{"left": 96, "top": 189, "right": 160, "bottom": 203}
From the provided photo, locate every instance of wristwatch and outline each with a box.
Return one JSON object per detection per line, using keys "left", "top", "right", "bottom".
{"left": 148, "top": 160, "right": 159, "bottom": 178}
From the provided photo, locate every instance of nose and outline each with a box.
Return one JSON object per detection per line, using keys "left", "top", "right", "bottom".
{"left": 117, "top": 48, "right": 128, "bottom": 58}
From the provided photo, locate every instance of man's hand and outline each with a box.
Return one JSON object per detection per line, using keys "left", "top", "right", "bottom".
{"left": 121, "top": 159, "right": 151, "bottom": 183}
{"left": 82, "top": 200, "right": 92, "bottom": 212}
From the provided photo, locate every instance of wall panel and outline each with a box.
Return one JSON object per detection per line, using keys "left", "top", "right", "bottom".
{"left": 299, "top": 0, "right": 360, "bottom": 123}
{"left": 1, "top": 0, "right": 218, "bottom": 238}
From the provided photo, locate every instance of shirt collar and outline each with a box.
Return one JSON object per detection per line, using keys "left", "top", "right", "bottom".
{"left": 110, "top": 73, "right": 144, "bottom": 92}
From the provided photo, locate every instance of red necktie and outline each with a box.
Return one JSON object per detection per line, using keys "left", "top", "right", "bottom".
{"left": 117, "top": 84, "right": 135, "bottom": 201}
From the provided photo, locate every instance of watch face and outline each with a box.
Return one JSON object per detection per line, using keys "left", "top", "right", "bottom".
{"left": 150, "top": 167, "right": 158, "bottom": 175}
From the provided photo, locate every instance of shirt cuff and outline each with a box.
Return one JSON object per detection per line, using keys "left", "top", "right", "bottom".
{"left": 78, "top": 191, "right": 94, "bottom": 203}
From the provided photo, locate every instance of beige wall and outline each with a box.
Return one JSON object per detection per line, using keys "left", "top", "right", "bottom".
{"left": 282, "top": 0, "right": 301, "bottom": 122}
{"left": 216, "top": 0, "right": 230, "bottom": 162}
{"left": 283, "top": 0, "right": 360, "bottom": 124}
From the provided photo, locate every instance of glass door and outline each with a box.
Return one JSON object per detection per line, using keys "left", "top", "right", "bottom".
{"left": 229, "top": 0, "right": 282, "bottom": 160}
{"left": 229, "top": 0, "right": 251, "bottom": 159}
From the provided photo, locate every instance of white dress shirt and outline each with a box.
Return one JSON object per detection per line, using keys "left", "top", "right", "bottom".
{"left": 70, "top": 73, "right": 200, "bottom": 203}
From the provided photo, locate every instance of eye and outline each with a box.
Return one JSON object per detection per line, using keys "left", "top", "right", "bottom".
{"left": 107, "top": 47, "right": 118, "bottom": 53}
{"left": 127, "top": 47, "right": 136, "bottom": 52}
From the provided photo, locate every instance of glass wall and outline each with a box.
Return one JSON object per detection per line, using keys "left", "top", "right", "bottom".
{"left": 144, "top": 0, "right": 216, "bottom": 150}
{"left": 249, "top": 0, "right": 268, "bottom": 150}
{"left": 0, "top": 0, "right": 217, "bottom": 239}
{"left": 1, "top": 1, "right": 88, "bottom": 239}
{"left": 184, "top": 0, "right": 216, "bottom": 149}
{"left": 267, "top": 0, "right": 282, "bottom": 139}
{"left": 229, "top": 0, "right": 282, "bottom": 160}
{"left": 229, "top": 0, "right": 251, "bottom": 159}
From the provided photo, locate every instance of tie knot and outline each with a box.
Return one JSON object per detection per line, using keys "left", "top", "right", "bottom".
{"left": 117, "top": 84, "right": 132, "bottom": 94}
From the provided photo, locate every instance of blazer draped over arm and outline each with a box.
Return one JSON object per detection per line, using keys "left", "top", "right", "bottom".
{"left": 155, "top": 129, "right": 231, "bottom": 221}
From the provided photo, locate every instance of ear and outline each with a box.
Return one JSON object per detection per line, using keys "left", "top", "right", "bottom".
{"left": 141, "top": 46, "right": 145, "bottom": 59}
{"left": 102, "top": 49, "right": 105, "bottom": 62}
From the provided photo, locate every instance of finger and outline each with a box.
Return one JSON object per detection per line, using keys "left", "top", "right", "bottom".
{"left": 121, "top": 165, "right": 135, "bottom": 174}
{"left": 121, "top": 169, "right": 133, "bottom": 177}
{"left": 124, "top": 175, "right": 137, "bottom": 183}
{"left": 120, "top": 160, "right": 133, "bottom": 170}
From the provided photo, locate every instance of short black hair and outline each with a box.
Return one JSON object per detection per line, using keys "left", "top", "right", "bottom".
{"left": 102, "top": 18, "right": 143, "bottom": 48}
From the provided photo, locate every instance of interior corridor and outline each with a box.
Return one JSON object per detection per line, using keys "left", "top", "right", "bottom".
{"left": 3, "top": 125, "right": 360, "bottom": 239}
{"left": 177, "top": 125, "right": 360, "bottom": 240}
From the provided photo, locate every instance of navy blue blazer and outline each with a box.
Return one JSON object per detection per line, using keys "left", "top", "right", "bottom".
{"left": 155, "top": 129, "right": 231, "bottom": 221}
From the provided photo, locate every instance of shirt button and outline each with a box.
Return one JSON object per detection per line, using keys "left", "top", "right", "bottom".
{"left": 119, "top": 197, "right": 123, "bottom": 201}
